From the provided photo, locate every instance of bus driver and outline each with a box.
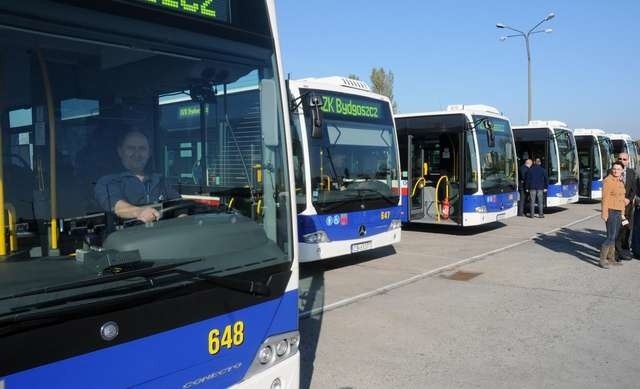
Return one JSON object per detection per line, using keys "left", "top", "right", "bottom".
{"left": 94, "top": 131, "right": 180, "bottom": 223}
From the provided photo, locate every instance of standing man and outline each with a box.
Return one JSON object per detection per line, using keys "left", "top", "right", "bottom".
{"left": 518, "top": 158, "right": 533, "bottom": 216}
{"left": 615, "top": 152, "right": 637, "bottom": 260}
{"left": 525, "top": 158, "right": 549, "bottom": 218}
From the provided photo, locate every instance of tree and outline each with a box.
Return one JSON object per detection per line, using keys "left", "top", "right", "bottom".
{"left": 347, "top": 74, "right": 360, "bottom": 80}
{"left": 369, "top": 67, "right": 398, "bottom": 113}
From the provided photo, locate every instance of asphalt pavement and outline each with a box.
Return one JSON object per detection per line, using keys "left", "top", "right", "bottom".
{"left": 298, "top": 203, "right": 640, "bottom": 389}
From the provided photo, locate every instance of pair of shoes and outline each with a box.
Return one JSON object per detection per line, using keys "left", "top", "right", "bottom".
{"left": 527, "top": 215, "right": 533, "bottom": 218}
{"left": 618, "top": 249, "right": 633, "bottom": 261}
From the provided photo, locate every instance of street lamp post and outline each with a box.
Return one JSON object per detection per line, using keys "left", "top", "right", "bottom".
{"left": 497, "top": 12, "right": 555, "bottom": 123}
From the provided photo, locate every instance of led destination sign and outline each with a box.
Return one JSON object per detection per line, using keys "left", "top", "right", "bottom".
{"left": 319, "top": 94, "right": 383, "bottom": 120}
{"left": 132, "top": 0, "right": 230, "bottom": 22}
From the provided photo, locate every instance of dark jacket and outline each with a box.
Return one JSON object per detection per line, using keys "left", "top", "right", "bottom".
{"left": 518, "top": 163, "right": 530, "bottom": 186}
{"left": 622, "top": 168, "right": 637, "bottom": 216}
{"left": 524, "top": 164, "right": 549, "bottom": 190}
{"left": 622, "top": 168, "right": 637, "bottom": 203}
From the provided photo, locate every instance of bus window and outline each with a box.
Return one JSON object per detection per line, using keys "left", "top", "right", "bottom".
{"left": 465, "top": 130, "right": 479, "bottom": 193}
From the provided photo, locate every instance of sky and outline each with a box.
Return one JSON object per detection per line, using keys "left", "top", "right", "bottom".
{"left": 275, "top": 0, "right": 640, "bottom": 138}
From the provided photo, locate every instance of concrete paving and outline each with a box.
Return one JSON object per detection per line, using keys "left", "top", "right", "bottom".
{"left": 299, "top": 203, "right": 640, "bottom": 388}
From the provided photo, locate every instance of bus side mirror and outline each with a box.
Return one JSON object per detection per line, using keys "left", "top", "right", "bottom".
{"left": 310, "top": 95, "right": 324, "bottom": 139}
{"left": 260, "top": 79, "right": 279, "bottom": 147}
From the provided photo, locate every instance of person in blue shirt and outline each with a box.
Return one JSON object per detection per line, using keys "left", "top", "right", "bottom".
{"left": 94, "top": 131, "right": 180, "bottom": 223}
{"left": 524, "top": 158, "right": 549, "bottom": 218}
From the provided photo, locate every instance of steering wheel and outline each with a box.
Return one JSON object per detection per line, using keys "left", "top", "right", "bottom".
{"left": 158, "top": 198, "right": 231, "bottom": 219}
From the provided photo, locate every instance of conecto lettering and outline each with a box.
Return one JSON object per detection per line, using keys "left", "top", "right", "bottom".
{"left": 182, "top": 363, "right": 243, "bottom": 388}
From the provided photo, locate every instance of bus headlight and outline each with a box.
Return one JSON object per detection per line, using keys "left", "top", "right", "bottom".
{"left": 303, "top": 231, "right": 329, "bottom": 243}
{"left": 258, "top": 345, "right": 274, "bottom": 364}
{"left": 388, "top": 219, "right": 402, "bottom": 230}
{"left": 244, "top": 331, "right": 300, "bottom": 380}
{"left": 275, "top": 339, "right": 289, "bottom": 356}
{"left": 555, "top": 193, "right": 562, "bottom": 197}
{"left": 475, "top": 206, "right": 488, "bottom": 213}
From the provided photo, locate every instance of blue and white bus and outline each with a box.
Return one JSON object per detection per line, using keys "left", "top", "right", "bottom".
{"left": 288, "top": 77, "right": 402, "bottom": 262}
{"left": 0, "top": 1, "right": 299, "bottom": 388}
{"left": 513, "top": 120, "right": 579, "bottom": 207}
{"left": 608, "top": 133, "right": 639, "bottom": 170}
{"left": 574, "top": 129, "right": 614, "bottom": 200}
{"left": 395, "top": 105, "right": 518, "bottom": 226}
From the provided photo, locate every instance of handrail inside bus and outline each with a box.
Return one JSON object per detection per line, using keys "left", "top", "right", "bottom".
{"left": 36, "top": 49, "right": 59, "bottom": 252}
{"left": 6, "top": 203, "right": 17, "bottom": 252}
{"left": 435, "top": 175, "right": 450, "bottom": 222}
{"left": 0, "top": 57, "right": 6, "bottom": 257}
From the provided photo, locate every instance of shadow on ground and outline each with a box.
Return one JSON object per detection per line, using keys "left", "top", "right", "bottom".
{"left": 533, "top": 227, "right": 605, "bottom": 268}
{"left": 402, "top": 221, "right": 507, "bottom": 236}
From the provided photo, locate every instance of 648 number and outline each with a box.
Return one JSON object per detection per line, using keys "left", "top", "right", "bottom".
{"left": 208, "top": 321, "right": 245, "bottom": 355}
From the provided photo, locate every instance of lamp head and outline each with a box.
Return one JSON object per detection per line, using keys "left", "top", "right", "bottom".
{"left": 545, "top": 12, "right": 555, "bottom": 21}
{"left": 496, "top": 23, "right": 506, "bottom": 29}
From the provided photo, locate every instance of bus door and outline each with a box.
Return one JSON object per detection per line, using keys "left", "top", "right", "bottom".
{"left": 577, "top": 139, "right": 594, "bottom": 197}
{"left": 408, "top": 135, "right": 426, "bottom": 220}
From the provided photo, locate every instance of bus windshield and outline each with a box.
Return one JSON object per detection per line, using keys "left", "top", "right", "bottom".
{"left": 474, "top": 116, "right": 517, "bottom": 194}
{"left": 555, "top": 129, "right": 579, "bottom": 183}
{"left": 302, "top": 90, "right": 400, "bottom": 213}
{"left": 0, "top": 1, "right": 291, "bottom": 317}
{"left": 598, "top": 136, "right": 614, "bottom": 173}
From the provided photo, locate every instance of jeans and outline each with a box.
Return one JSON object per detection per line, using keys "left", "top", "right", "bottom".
{"left": 529, "top": 189, "right": 545, "bottom": 216}
{"left": 605, "top": 209, "right": 622, "bottom": 246}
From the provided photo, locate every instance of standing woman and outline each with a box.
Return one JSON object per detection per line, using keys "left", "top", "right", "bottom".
{"left": 601, "top": 162, "right": 627, "bottom": 269}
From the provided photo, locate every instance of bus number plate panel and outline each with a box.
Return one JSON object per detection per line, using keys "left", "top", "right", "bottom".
{"left": 351, "top": 241, "right": 372, "bottom": 253}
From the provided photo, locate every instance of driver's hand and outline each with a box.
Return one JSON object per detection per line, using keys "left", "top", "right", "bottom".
{"left": 136, "top": 207, "right": 160, "bottom": 223}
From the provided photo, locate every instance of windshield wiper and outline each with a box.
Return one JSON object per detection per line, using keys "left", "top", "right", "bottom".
{"left": 0, "top": 258, "right": 202, "bottom": 302}
{"left": 0, "top": 264, "right": 272, "bottom": 334}
{"left": 317, "top": 195, "right": 362, "bottom": 212}
{"left": 1, "top": 260, "right": 271, "bottom": 314}
{"left": 351, "top": 188, "right": 398, "bottom": 205}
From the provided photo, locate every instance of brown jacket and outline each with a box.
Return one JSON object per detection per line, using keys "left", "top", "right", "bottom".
{"left": 602, "top": 175, "right": 626, "bottom": 220}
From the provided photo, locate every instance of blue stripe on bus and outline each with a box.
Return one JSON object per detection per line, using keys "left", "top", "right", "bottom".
{"left": 563, "top": 183, "right": 578, "bottom": 197}
{"left": 592, "top": 180, "right": 603, "bottom": 191}
{"left": 547, "top": 185, "right": 562, "bottom": 198}
{"left": 400, "top": 193, "right": 516, "bottom": 221}
{"left": 401, "top": 195, "right": 409, "bottom": 222}
{"left": 4, "top": 290, "right": 298, "bottom": 389}
{"left": 548, "top": 183, "right": 578, "bottom": 198}
{"left": 298, "top": 206, "right": 402, "bottom": 241}
{"left": 462, "top": 192, "right": 517, "bottom": 213}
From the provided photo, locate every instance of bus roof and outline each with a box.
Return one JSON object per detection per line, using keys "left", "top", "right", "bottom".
{"left": 395, "top": 104, "right": 508, "bottom": 121}
{"left": 606, "top": 133, "right": 633, "bottom": 141}
{"left": 513, "top": 120, "right": 570, "bottom": 131}
{"left": 574, "top": 128, "right": 607, "bottom": 136}
{"left": 289, "top": 76, "right": 393, "bottom": 102}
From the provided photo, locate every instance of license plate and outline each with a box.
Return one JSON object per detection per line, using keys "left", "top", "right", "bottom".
{"left": 496, "top": 212, "right": 506, "bottom": 220}
{"left": 351, "top": 241, "right": 372, "bottom": 253}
